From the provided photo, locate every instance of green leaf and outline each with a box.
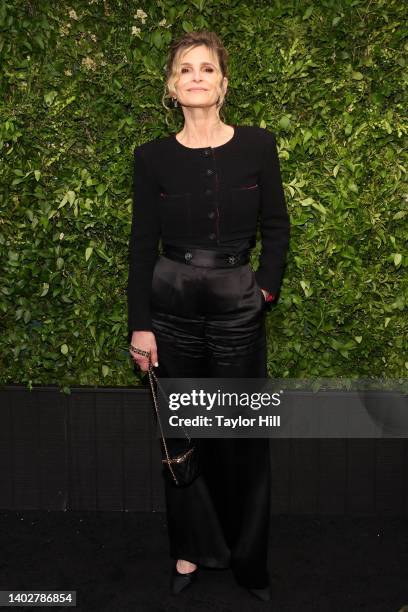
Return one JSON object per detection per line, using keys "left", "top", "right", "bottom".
{"left": 311, "top": 201, "right": 327, "bottom": 215}
{"left": 58, "top": 190, "right": 76, "bottom": 209}
{"left": 303, "top": 130, "right": 312, "bottom": 144}
{"left": 40, "top": 283, "right": 49, "bottom": 297}
{"left": 151, "top": 30, "right": 163, "bottom": 49}
{"left": 182, "top": 21, "right": 194, "bottom": 32}
{"left": 67, "top": 190, "right": 76, "bottom": 204}
{"left": 302, "top": 6, "right": 313, "bottom": 19}
{"left": 44, "top": 90, "right": 58, "bottom": 105}
{"left": 393, "top": 253, "right": 402, "bottom": 267}
{"left": 300, "top": 280, "right": 313, "bottom": 297}
{"left": 300, "top": 197, "right": 315, "bottom": 206}
{"left": 96, "top": 183, "right": 106, "bottom": 196}
{"left": 279, "top": 115, "right": 290, "bottom": 129}
{"left": 34, "top": 34, "right": 44, "bottom": 49}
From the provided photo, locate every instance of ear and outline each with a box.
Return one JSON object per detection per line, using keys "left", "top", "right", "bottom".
{"left": 222, "top": 76, "right": 228, "bottom": 94}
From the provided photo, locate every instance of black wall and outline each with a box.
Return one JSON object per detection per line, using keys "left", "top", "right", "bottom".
{"left": 1, "top": 386, "right": 407, "bottom": 515}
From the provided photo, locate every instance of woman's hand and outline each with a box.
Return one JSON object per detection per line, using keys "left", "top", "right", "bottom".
{"left": 261, "top": 288, "right": 275, "bottom": 303}
{"left": 129, "top": 331, "right": 158, "bottom": 372}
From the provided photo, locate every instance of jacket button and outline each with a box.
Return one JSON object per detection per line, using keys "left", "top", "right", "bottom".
{"left": 184, "top": 252, "right": 193, "bottom": 262}
{"left": 205, "top": 189, "right": 213, "bottom": 196}
{"left": 206, "top": 168, "right": 214, "bottom": 176}
{"left": 208, "top": 232, "right": 216, "bottom": 240}
{"left": 208, "top": 211, "right": 215, "bottom": 219}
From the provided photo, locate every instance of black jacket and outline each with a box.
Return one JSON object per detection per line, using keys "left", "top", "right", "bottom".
{"left": 127, "top": 125, "right": 290, "bottom": 335}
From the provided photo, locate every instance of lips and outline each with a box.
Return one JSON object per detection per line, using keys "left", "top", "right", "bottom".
{"left": 188, "top": 88, "right": 208, "bottom": 91}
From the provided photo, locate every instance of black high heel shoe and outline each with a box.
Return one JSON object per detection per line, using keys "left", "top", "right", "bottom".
{"left": 247, "top": 585, "right": 272, "bottom": 602}
{"left": 170, "top": 562, "right": 199, "bottom": 595}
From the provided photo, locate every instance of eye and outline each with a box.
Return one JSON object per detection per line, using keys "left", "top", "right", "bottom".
{"left": 205, "top": 67, "right": 214, "bottom": 72}
{"left": 181, "top": 67, "right": 189, "bottom": 73}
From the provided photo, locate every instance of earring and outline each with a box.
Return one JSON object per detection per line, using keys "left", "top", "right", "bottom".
{"left": 173, "top": 97, "right": 178, "bottom": 108}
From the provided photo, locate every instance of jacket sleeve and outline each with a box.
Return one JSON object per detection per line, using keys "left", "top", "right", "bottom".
{"left": 254, "top": 129, "right": 290, "bottom": 296}
{"left": 127, "top": 145, "right": 161, "bottom": 340}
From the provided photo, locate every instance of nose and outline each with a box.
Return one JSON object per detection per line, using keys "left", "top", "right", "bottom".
{"left": 190, "top": 69, "right": 203, "bottom": 82}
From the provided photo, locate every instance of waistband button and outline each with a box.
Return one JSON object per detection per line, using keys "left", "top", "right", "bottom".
{"left": 184, "top": 252, "right": 193, "bottom": 262}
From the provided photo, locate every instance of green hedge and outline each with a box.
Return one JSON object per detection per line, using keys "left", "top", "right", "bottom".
{"left": 0, "top": 0, "right": 406, "bottom": 392}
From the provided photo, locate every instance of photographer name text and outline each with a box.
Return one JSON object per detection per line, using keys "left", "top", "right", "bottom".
{"left": 168, "top": 415, "right": 281, "bottom": 428}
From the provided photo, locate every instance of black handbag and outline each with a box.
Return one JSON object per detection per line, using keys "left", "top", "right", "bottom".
{"left": 131, "top": 346, "right": 200, "bottom": 487}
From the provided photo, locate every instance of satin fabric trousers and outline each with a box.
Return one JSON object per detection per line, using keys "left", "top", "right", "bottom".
{"left": 150, "top": 254, "right": 271, "bottom": 589}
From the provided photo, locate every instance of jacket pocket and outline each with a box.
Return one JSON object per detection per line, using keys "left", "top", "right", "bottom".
{"left": 224, "top": 184, "right": 260, "bottom": 235}
{"left": 159, "top": 192, "right": 192, "bottom": 241}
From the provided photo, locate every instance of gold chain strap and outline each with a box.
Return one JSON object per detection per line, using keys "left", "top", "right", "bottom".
{"left": 130, "top": 344, "right": 192, "bottom": 486}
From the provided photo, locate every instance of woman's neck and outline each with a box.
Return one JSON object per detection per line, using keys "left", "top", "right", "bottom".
{"left": 175, "top": 121, "right": 234, "bottom": 149}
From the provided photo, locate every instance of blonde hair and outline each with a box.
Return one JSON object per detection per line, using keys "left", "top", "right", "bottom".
{"left": 162, "top": 30, "right": 229, "bottom": 121}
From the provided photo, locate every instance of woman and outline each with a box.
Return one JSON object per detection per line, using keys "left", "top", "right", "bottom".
{"left": 127, "top": 30, "right": 290, "bottom": 602}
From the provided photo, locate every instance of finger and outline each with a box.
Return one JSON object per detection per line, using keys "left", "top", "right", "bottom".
{"left": 137, "top": 359, "right": 150, "bottom": 369}
{"left": 132, "top": 356, "right": 149, "bottom": 369}
{"left": 129, "top": 350, "right": 147, "bottom": 363}
{"left": 150, "top": 346, "right": 159, "bottom": 367}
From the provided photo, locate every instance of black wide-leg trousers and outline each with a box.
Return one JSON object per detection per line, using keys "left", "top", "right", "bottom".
{"left": 150, "top": 255, "right": 271, "bottom": 589}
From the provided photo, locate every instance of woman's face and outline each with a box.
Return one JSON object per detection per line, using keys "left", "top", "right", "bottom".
{"left": 172, "top": 44, "right": 227, "bottom": 109}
